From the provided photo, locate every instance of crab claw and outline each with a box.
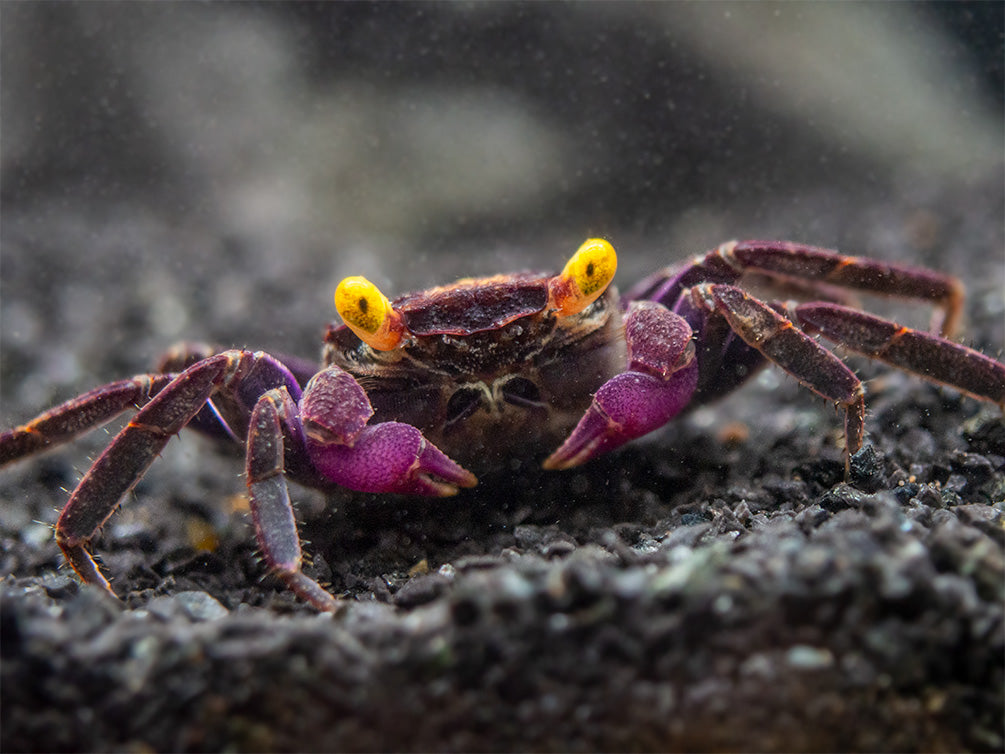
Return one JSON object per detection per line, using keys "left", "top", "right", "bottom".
{"left": 310, "top": 421, "right": 477, "bottom": 496}
{"left": 544, "top": 371, "right": 694, "bottom": 470}
{"left": 545, "top": 302, "right": 700, "bottom": 471}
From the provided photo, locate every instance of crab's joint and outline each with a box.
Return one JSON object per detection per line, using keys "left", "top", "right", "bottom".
{"left": 548, "top": 238, "right": 618, "bottom": 317}
{"left": 334, "top": 276, "right": 407, "bottom": 351}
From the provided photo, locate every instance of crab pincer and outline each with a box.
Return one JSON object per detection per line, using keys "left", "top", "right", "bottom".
{"left": 543, "top": 301, "right": 699, "bottom": 469}
{"left": 301, "top": 367, "right": 476, "bottom": 496}
{"left": 310, "top": 421, "right": 477, "bottom": 496}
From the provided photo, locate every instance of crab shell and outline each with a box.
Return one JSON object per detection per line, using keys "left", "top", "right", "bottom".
{"left": 323, "top": 272, "right": 627, "bottom": 471}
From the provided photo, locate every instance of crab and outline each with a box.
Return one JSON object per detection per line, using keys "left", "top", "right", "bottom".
{"left": 2, "top": 239, "right": 1004, "bottom": 611}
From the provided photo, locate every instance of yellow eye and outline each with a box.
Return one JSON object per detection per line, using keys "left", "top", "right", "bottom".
{"left": 548, "top": 238, "right": 618, "bottom": 316}
{"left": 334, "top": 276, "right": 405, "bottom": 350}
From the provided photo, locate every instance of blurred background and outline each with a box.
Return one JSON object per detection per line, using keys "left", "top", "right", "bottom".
{"left": 2, "top": 2, "right": 1002, "bottom": 415}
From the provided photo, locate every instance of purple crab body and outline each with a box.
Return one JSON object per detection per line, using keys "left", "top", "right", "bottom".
{"left": 2, "top": 238, "right": 1003, "bottom": 611}
{"left": 321, "top": 276, "right": 630, "bottom": 470}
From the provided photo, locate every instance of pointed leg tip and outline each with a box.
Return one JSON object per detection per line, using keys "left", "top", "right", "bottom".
{"left": 282, "top": 571, "right": 344, "bottom": 613}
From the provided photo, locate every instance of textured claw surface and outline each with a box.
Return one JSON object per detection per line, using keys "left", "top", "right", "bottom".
{"left": 301, "top": 369, "right": 374, "bottom": 445}
{"left": 542, "top": 400, "right": 619, "bottom": 470}
{"left": 545, "top": 301, "right": 698, "bottom": 470}
{"left": 310, "top": 421, "right": 476, "bottom": 496}
{"left": 412, "top": 437, "right": 478, "bottom": 495}
{"left": 544, "top": 364, "right": 698, "bottom": 470}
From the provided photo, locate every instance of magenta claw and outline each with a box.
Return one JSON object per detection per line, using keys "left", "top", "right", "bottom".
{"left": 413, "top": 437, "right": 478, "bottom": 495}
{"left": 309, "top": 421, "right": 477, "bottom": 497}
{"left": 544, "top": 301, "right": 700, "bottom": 471}
{"left": 544, "top": 365, "right": 698, "bottom": 470}
{"left": 541, "top": 401, "right": 619, "bottom": 470}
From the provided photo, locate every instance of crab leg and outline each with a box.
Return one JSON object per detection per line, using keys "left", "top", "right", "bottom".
{"left": 689, "top": 322, "right": 769, "bottom": 404}
{"left": 629, "top": 241, "right": 965, "bottom": 337}
{"left": 54, "top": 350, "right": 303, "bottom": 597}
{"left": 691, "top": 284, "right": 869, "bottom": 455}
{"left": 0, "top": 374, "right": 177, "bottom": 466}
{"left": 246, "top": 387, "right": 339, "bottom": 612}
{"left": 543, "top": 301, "right": 699, "bottom": 470}
{"left": 155, "top": 342, "right": 324, "bottom": 444}
{"left": 302, "top": 366, "right": 477, "bottom": 496}
{"left": 158, "top": 341, "right": 321, "bottom": 390}
{"left": 720, "top": 241, "right": 964, "bottom": 335}
{"left": 795, "top": 303, "right": 1005, "bottom": 405}
{"left": 155, "top": 342, "right": 246, "bottom": 443}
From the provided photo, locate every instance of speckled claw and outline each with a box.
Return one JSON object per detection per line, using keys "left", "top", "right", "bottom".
{"left": 309, "top": 421, "right": 476, "bottom": 496}
{"left": 406, "top": 428, "right": 479, "bottom": 496}
{"left": 543, "top": 370, "right": 696, "bottom": 470}
{"left": 542, "top": 390, "right": 626, "bottom": 470}
{"left": 545, "top": 301, "right": 699, "bottom": 470}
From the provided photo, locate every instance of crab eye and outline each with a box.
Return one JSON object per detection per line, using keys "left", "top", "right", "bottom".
{"left": 548, "top": 238, "right": 618, "bottom": 316}
{"left": 334, "top": 276, "right": 406, "bottom": 350}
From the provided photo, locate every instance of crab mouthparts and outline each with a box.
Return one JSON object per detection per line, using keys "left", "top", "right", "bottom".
{"left": 444, "top": 376, "right": 544, "bottom": 426}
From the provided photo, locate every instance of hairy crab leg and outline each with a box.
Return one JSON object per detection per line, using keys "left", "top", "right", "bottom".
{"left": 156, "top": 342, "right": 244, "bottom": 442}
{"left": 543, "top": 301, "right": 699, "bottom": 470}
{"left": 690, "top": 284, "right": 867, "bottom": 457}
{"left": 680, "top": 298, "right": 833, "bottom": 406}
{"left": 246, "top": 387, "right": 340, "bottom": 612}
{"left": 720, "top": 241, "right": 965, "bottom": 336}
{"left": 623, "top": 252, "right": 739, "bottom": 309}
{"left": 54, "top": 350, "right": 303, "bottom": 598}
{"left": 628, "top": 241, "right": 965, "bottom": 337}
{"left": 157, "top": 342, "right": 322, "bottom": 444}
{"left": 158, "top": 341, "right": 321, "bottom": 390}
{"left": 302, "top": 366, "right": 477, "bottom": 496}
{"left": 795, "top": 303, "right": 1005, "bottom": 406}
{"left": 0, "top": 374, "right": 177, "bottom": 466}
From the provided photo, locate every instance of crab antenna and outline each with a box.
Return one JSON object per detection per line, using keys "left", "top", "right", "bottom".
{"left": 548, "top": 238, "right": 618, "bottom": 316}
{"left": 334, "top": 276, "right": 407, "bottom": 350}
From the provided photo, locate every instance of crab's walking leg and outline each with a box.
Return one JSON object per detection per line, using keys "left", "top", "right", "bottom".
{"left": 795, "top": 303, "right": 1005, "bottom": 405}
{"left": 0, "top": 375, "right": 177, "bottom": 466}
{"left": 246, "top": 387, "right": 340, "bottom": 612}
{"left": 157, "top": 342, "right": 323, "bottom": 444}
{"left": 303, "top": 366, "right": 477, "bottom": 496}
{"left": 629, "top": 241, "right": 965, "bottom": 337}
{"left": 691, "top": 284, "right": 868, "bottom": 455}
{"left": 544, "top": 301, "right": 699, "bottom": 470}
{"left": 719, "top": 241, "right": 965, "bottom": 335}
{"left": 54, "top": 350, "right": 303, "bottom": 597}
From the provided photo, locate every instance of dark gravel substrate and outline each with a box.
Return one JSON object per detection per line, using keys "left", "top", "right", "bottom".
{"left": 2, "top": 393, "right": 1004, "bottom": 752}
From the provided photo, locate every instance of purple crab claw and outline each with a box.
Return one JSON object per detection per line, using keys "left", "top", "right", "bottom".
{"left": 541, "top": 399, "right": 621, "bottom": 471}
{"left": 544, "top": 300, "right": 700, "bottom": 471}
{"left": 309, "top": 421, "right": 477, "bottom": 496}
{"left": 543, "top": 365, "right": 698, "bottom": 471}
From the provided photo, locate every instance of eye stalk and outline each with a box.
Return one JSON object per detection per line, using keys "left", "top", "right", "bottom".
{"left": 548, "top": 238, "right": 618, "bottom": 316}
{"left": 334, "top": 276, "right": 407, "bottom": 350}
